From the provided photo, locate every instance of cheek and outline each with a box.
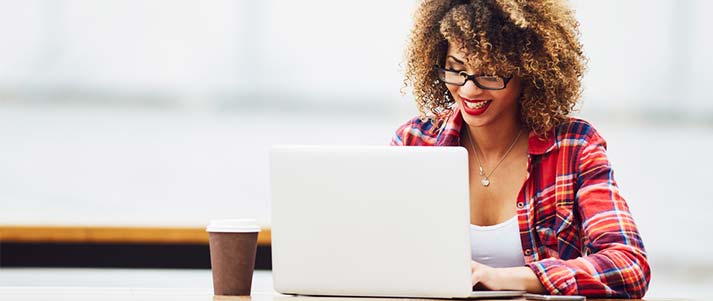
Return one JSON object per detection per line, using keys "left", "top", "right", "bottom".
{"left": 445, "top": 85, "right": 459, "bottom": 100}
{"left": 497, "top": 90, "right": 519, "bottom": 103}
{"left": 493, "top": 85, "right": 521, "bottom": 104}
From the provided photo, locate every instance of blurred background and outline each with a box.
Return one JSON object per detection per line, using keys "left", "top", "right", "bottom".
{"left": 0, "top": 0, "right": 712, "bottom": 298}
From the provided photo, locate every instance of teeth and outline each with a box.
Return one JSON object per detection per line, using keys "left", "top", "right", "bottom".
{"left": 465, "top": 100, "right": 489, "bottom": 109}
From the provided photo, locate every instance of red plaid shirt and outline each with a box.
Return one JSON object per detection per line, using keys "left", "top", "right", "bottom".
{"left": 391, "top": 108, "right": 650, "bottom": 298}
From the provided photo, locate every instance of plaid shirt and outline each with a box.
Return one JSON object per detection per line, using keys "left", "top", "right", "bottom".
{"left": 390, "top": 108, "right": 650, "bottom": 298}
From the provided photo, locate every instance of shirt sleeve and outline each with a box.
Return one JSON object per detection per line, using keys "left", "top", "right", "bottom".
{"left": 390, "top": 121, "right": 409, "bottom": 146}
{"left": 526, "top": 130, "right": 651, "bottom": 298}
{"left": 390, "top": 117, "right": 434, "bottom": 146}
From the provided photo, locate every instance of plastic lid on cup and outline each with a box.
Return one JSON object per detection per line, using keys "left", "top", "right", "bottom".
{"left": 206, "top": 219, "right": 261, "bottom": 233}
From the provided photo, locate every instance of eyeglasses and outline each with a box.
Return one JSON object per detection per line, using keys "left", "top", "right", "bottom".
{"left": 435, "top": 67, "right": 512, "bottom": 90}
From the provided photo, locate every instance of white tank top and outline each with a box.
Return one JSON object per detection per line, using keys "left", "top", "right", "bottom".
{"left": 470, "top": 215, "right": 526, "bottom": 267}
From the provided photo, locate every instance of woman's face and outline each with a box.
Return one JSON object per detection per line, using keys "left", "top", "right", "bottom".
{"left": 443, "top": 44, "right": 521, "bottom": 129}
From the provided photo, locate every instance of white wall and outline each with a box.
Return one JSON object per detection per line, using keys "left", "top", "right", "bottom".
{"left": 2, "top": 1, "right": 712, "bottom": 112}
{"left": 572, "top": 0, "right": 713, "bottom": 114}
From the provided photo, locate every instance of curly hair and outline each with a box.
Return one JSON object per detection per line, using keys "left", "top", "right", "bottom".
{"left": 403, "top": 0, "right": 586, "bottom": 135}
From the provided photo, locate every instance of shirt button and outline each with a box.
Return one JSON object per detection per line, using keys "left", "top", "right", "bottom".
{"left": 524, "top": 249, "right": 532, "bottom": 256}
{"left": 516, "top": 202, "right": 524, "bottom": 209}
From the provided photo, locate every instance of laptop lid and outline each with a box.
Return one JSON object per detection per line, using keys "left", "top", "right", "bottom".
{"left": 269, "top": 146, "right": 478, "bottom": 298}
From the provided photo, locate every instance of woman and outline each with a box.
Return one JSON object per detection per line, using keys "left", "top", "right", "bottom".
{"left": 391, "top": 0, "right": 650, "bottom": 298}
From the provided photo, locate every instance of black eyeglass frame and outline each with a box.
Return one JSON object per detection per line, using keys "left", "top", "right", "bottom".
{"left": 435, "top": 67, "right": 513, "bottom": 90}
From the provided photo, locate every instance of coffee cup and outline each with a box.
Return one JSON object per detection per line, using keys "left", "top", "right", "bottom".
{"left": 207, "top": 219, "right": 261, "bottom": 296}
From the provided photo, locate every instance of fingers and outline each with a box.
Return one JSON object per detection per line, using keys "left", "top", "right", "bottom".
{"left": 470, "top": 261, "right": 483, "bottom": 287}
{"left": 471, "top": 271, "right": 482, "bottom": 287}
{"left": 470, "top": 260, "right": 498, "bottom": 289}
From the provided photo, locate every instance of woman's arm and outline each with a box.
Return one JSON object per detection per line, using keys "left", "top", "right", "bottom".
{"left": 525, "top": 130, "right": 650, "bottom": 298}
{"left": 472, "top": 129, "right": 650, "bottom": 297}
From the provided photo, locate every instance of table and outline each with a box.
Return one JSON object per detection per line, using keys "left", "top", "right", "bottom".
{"left": 0, "top": 287, "right": 688, "bottom": 301}
{"left": 0, "top": 225, "right": 273, "bottom": 269}
{"left": 0, "top": 286, "right": 690, "bottom": 301}
{"left": 0, "top": 268, "right": 694, "bottom": 301}
{"left": 0, "top": 225, "right": 272, "bottom": 245}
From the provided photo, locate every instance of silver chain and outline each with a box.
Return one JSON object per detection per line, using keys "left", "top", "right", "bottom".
{"left": 466, "top": 128, "right": 522, "bottom": 187}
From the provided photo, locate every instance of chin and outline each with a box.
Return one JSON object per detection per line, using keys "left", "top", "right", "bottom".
{"left": 461, "top": 114, "right": 491, "bottom": 128}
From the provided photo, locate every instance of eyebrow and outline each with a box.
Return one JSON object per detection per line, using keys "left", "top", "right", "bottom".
{"left": 446, "top": 55, "right": 465, "bottom": 65}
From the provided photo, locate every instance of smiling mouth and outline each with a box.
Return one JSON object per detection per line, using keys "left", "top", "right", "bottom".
{"left": 463, "top": 99, "right": 491, "bottom": 109}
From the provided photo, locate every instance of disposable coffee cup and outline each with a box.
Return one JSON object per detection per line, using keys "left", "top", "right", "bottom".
{"left": 207, "top": 219, "right": 261, "bottom": 296}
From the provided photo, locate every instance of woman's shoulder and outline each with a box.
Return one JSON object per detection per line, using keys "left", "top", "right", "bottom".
{"left": 391, "top": 115, "right": 441, "bottom": 146}
{"left": 552, "top": 117, "right": 607, "bottom": 149}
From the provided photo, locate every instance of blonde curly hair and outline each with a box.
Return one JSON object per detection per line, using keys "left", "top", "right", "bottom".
{"left": 403, "top": 0, "right": 586, "bottom": 135}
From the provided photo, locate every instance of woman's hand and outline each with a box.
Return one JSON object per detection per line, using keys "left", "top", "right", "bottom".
{"left": 470, "top": 260, "right": 502, "bottom": 290}
{"left": 471, "top": 260, "right": 547, "bottom": 293}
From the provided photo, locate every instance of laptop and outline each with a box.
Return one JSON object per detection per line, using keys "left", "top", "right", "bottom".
{"left": 269, "top": 145, "right": 525, "bottom": 299}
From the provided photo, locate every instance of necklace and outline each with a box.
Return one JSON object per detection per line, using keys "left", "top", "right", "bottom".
{"left": 466, "top": 128, "right": 523, "bottom": 187}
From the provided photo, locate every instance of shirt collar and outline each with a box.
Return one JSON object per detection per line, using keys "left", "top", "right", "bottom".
{"left": 435, "top": 107, "right": 557, "bottom": 155}
{"left": 434, "top": 108, "right": 464, "bottom": 147}
{"left": 527, "top": 130, "right": 557, "bottom": 155}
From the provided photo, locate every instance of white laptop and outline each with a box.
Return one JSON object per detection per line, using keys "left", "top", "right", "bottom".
{"left": 269, "top": 146, "right": 525, "bottom": 299}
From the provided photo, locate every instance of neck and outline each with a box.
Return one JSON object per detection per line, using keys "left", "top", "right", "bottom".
{"left": 466, "top": 118, "right": 524, "bottom": 162}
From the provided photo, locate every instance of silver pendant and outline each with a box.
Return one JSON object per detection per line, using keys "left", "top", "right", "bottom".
{"left": 478, "top": 166, "right": 485, "bottom": 176}
{"left": 481, "top": 177, "right": 490, "bottom": 187}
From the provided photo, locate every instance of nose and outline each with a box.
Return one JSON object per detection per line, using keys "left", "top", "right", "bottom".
{"left": 458, "top": 77, "right": 483, "bottom": 97}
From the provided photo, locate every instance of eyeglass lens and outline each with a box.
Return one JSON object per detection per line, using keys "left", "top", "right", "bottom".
{"left": 438, "top": 69, "right": 505, "bottom": 89}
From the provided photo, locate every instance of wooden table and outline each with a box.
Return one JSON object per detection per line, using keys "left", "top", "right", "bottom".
{"left": 0, "top": 225, "right": 271, "bottom": 245}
